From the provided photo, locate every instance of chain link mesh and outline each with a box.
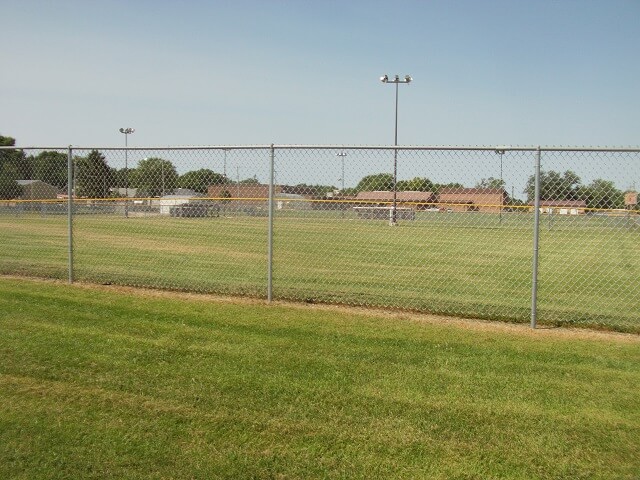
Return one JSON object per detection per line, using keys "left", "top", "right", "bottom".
{"left": 273, "top": 148, "right": 535, "bottom": 322}
{"left": 533, "top": 150, "right": 639, "bottom": 330}
{"left": 0, "top": 147, "right": 70, "bottom": 279}
{"left": 1, "top": 145, "right": 638, "bottom": 331}
{"left": 69, "top": 147, "right": 270, "bottom": 296}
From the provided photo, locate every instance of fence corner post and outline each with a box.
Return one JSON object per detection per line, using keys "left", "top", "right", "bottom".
{"left": 67, "top": 145, "right": 74, "bottom": 284}
{"left": 267, "top": 144, "right": 275, "bottom": 302}
{"left": 530, "top": 146, "right": 542, "bottom": 328}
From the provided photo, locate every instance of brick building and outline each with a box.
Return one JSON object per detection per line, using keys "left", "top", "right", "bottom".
{"left": 437, "top": 187, "right": 506, "bottom": 213}
{"left": 355, "top": 191, "right": 436, "bottom": 210}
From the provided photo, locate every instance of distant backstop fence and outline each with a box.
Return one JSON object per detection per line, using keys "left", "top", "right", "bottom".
{"left": 1, "top": 144, "right": 638, "bottom": 332}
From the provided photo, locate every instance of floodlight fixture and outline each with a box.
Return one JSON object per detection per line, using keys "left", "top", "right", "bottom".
{"left": 380, "top": 74, "right": 412, "bottom": 85}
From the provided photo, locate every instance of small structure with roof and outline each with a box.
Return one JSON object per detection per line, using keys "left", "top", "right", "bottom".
{"left": 355, "top": 191, "right": 435, "bottom": 209}
{"left": 17, "top": 180, "right": 59, "bottom": 200}
{"left": 438, "top": 187, "right": 506, "bottom": 213}
{"left": 157, "top": 189, "right": 204, "bottom": 215}
{"left": 533, "top": 200, "right": 587, "bottom": 215}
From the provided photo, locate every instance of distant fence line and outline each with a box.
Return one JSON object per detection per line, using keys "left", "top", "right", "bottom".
{"left": 1, "top": 144, "right": 639, "bottom": 332}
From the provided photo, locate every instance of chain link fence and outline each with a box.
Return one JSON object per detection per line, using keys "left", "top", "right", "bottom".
{"left": 1, "top": 144, "right": 638, "bottom": 332}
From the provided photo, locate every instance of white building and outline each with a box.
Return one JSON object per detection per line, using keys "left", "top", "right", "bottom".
{"left": 157, "top": 192, "right": 203, "bottom": 215}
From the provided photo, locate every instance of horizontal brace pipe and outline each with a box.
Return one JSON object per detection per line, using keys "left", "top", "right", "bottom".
{"left": 2, "top": 145, "right": 640, "bottom": 153}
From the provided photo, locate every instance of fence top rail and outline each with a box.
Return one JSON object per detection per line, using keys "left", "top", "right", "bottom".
{"left": 1, "top": 145, "right": 640, "bottom": 153}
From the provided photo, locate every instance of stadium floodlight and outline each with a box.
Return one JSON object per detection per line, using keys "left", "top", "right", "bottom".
{"left": 380, "top": 74, "right": 412, "bottom": 226}
{"left": 119, "top": 127, "right": 135, "bottom": 217}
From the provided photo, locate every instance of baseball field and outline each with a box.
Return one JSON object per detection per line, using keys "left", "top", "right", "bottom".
{"left": 0, "top": 209, "right": 638, "bottom": 332}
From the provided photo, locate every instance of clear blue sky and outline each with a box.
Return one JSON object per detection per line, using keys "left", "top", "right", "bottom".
{"left": 1, "top": 0, "right": 639, "bottom": 148}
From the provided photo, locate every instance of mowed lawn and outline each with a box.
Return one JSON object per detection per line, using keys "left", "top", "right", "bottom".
{"left": 0, "top": 277, "right": 639, "bottom": 479}
{"left": 0, "top": 211, "right": 638, "bottom": 331}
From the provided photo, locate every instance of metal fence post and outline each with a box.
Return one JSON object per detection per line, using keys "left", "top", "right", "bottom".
{"left": 267, "top": 144, "right": 275, "bottom": 302}
{"left": 67, "top": 145, "right": 74, "bottom": 283}
{"left": 530, "top": 147, "right": 542, "bottom": 328}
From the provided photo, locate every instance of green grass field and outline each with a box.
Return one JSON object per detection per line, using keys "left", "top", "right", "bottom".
{"left": 0, "top": 210, "right": 638, "bottom": 332}
{"left": 1, "top": 277, "right": 639, "bottom": 479}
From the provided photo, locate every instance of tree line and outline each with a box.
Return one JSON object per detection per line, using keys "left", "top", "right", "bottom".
{"left": 0, "top": 136, "right": 633, "bottom": 209}
{"left": 350, "top": 171, "right": 629, "bottom": 210}
{"left": 0, "top": 136, "right": 243, "bottom": 199}
{"left": 522, "top": 170, "right": 627, "bottom": 210}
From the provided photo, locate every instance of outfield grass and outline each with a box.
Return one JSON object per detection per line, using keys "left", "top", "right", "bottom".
{"left": 0, "top": 210, "right": 638, "bottom": 332}
{"left": 0, "top": 277, "right": 638, "bottom": 479}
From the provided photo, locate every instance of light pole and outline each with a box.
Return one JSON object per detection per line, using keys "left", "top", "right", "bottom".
{"left": 336, "top": 151, "right": 346, "bottom": 193}
{"left": 380, "top": 74, "right": 412, "bottom": 226}
{"left": 161, "top": 160, "right": 165, "bottom": 197}
{"left": 119, "top": 127, "right": 134, "bottom": 217}
{"left": 336, "top": 151, "right": 347, "bottom": 218}
{"left": 495, "top": 148, "right": 506, "bottom": 224}
{"left": 223, "top": 148, "right": 228, "bottom": 179}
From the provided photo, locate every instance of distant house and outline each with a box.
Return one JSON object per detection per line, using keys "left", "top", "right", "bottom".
{"left": 438, "top": 187, "right": 506, "bottom": 213}
{"left": 17, "top": 180, "right": 59, "bottom": 200}
{"left": 355, "top": 191, "right": 435, "bottom": 210}
{"left": 208, "top": 184, "right": 284, "bottom": 209}
{"left": 172, "top": 188, "right": 199, "bottom": 197}
{"left": 157, "top": 192, "right": 204, "bottom": 215}
{"left": 208, "top": 184, "right": 283, "bottom": 199}
{"left": 533, "top": 200, "right": 587, "bottom": 215}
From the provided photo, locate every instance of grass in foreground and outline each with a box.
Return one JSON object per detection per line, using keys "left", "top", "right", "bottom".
{"left": 1, "top": 277, "right": 639, "bottom": 479}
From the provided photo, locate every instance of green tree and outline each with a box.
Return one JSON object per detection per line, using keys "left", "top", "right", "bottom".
{"left": 0, "top": 135, "right": 16, "bottom": 151}
{"left": 284, "top": 184, "right": 336, "bottom": 196}
{"left": 111, "top": 167, "right": 134, "bottom": 193}
{"left": 355, "top": 173, "right": 394, "bottom": 192}
{"left": 132, "top": 157, "right": 178, "bottom": 197}
{"left": 31, "top": 151, "right": 68, "bottom": 189}
{"left": 433, "top": 182, "right": 464, "bottom": 193}
{"left": 0, "top": 168, "right": 22, "bottom": 199}
{"left": 178, "top": 169, "right": 227, "bottom": 194}
{"left": 239, "top": 176, "right": 260, "bottom": 185}
{"left": 476, "top": 177, "right": 506, "bottom": 189}
{"left": 578, "top": 179, "right": 624, "bottom": 210}
{"left": 0, "top": 135, "right": 24, "bottom": 199}
{"left": 397, "top": 177, "right": 434, "bottom": 192}
{"left": 75, "top": 150, "right": 113, "bottom": 198}
{"left": 524, "top": 170, "right": 582, "bottom": 203}
{"left": 1, "top": 135, "right": 32, "bottom": 180}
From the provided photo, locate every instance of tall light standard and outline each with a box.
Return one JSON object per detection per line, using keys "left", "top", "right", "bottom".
{"left": 161, "top": 160, "right": 165, "bottom": 197}
{"left": 495, "top": 148, "right": 506, "bottom": 224}
{"left": 380, "top": 74, "right": 412, "bottom": 226}
{"left": 336, "top": 151, "right": 346, "bottom": 193}
{"left": 336, "top": 151, "right": 347, "bottom": 218}
{"left": 119, "top": 127, "right": 134, "bottom": 217}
